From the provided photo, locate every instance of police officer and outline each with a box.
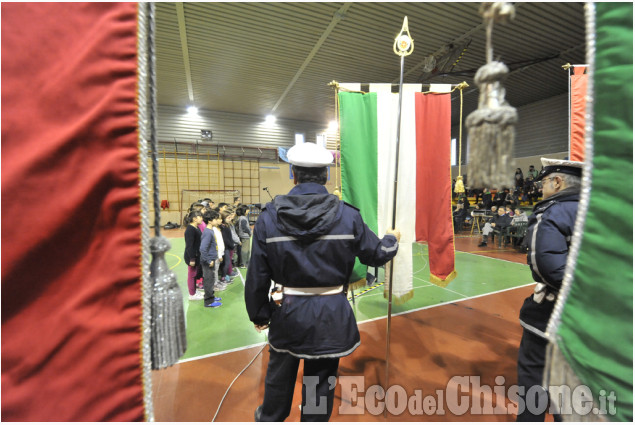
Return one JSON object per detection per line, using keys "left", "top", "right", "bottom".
{"left": 516, "top": 158, "right": 582, "bottom": 421}
{"left": 245, "top": 142, "right": 401, "bottom": 422}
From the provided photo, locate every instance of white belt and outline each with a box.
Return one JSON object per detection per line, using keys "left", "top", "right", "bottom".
{"left": 533, "top": 282, "right": 556, "bottom": 304}
{"left": 282, "top": 285, "right": 344, "bottom": 296}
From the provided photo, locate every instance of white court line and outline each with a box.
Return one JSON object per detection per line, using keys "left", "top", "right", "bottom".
{"left": 178, "top": 341, "right": 267, "bottom": 364}
{"left": 179, "top": 282, "right": 536, "bottom": 363}
{"left": 176, "top": 244, "right": 530, "bottom": 363}
{"left": 353, "top": 282, "right": 434, "bottom": 299}
{"left": 411, "top": 275, "right": 468, "bottom": 297}
{"left": 356, "top": 282, "right": 535, "bottom": 326}
{"left": 459, "top": 249, "right": 528, "bottom": 265}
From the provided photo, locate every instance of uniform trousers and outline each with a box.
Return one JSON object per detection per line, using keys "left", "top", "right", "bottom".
{"left": 258, "top": 348, "right": 339, "bottom": 422}
{"left": 516, "top": 329, "right": 561, "bottom": 422}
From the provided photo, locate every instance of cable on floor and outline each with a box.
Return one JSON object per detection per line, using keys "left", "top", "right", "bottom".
{"left": 211, "top": 337, "right": 268, "bottom": 422}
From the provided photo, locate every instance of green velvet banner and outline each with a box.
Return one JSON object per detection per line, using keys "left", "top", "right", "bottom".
{"left": 556, "top": 3, "right": 633, "bottom": 421}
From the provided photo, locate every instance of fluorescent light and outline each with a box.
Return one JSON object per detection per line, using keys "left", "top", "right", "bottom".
{"left": 265, "top": 115, "right": 276, "bottom": 125}
{"left": 187, "top": 105, "right": 199, "bottom": 115}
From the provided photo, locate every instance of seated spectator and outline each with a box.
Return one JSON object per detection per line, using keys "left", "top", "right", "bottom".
{"left": 478, "top": 207, "right": 512, "bottom": 247}
{"left": 485, "top": 205, "right": 497, "bottom": 218}
{"left": 505, "top": 189, "right": 515, "bottom": 207}
{"left": 482, "top": 188, "right": 493, "bottom": 210}
{"left": 472, "top": 203, "right": 486, "bottom": 213}
{"left": 470, "top": 188, "right": 482, "bottom": 205}
{"left": 505, "top": 205, "right": 514, "bottom": 217}
{"left": 511, "top": 208, "right": 528, "bottom": 225}
{"left": 509, "top": 208, "right": 529, "bottom": 247}
{"left": 524, "top": 177, "right": 538, "bottom": 205}
{"left": 453, "top": 203, "right": 468, "bottom": 233}
{"left": 495, "top": 188, "right": 507, "bottom": 208}
{"left": 457, "top": 193, "right": 470, "bottom": 209}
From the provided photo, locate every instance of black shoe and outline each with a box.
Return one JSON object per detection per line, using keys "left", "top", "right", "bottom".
{"left": 254, "top": 405, "right": 262, "bottom": 422}
{"left": 478, "top": 242, "right": 487, "bottom": 247}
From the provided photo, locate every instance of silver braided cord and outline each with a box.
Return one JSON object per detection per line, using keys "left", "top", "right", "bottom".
{"left": 149, "top": 2, "right": 161, "bottom": 239}
{"left": 137, "top": 2, "right": 155, "bottom": 421}
{"left": 546, "top": 2, "right": 596, "bottom": 340}
{"left": 543, "top": 4, "right": 603, "bottom": 421}
{"left": 147, "top": 1, "right": 187, "bottom": 371}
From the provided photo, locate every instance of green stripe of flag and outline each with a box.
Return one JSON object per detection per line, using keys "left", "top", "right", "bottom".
{"left": 339, "top": 92, "right": 378, "bottom": 233}
{"left": 339, "top": 91, "right": 378, "bottom": 283}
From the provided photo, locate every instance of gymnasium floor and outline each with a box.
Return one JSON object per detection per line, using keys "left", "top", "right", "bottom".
{"left": 152, "top": 230, "right": 550, "bottom": 421}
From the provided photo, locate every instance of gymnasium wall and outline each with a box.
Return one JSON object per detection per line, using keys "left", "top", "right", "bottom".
{"left": 451, "top": 93, "right": 570, "bottom": 183}
{"left": 158, "top": 104, "right": 330, "bottom": 148}
{"left": 151, "top": 155, "right": 337, "bottom": 226}
{"left": 153, "top": 92, "right": 570, "bottom": 225}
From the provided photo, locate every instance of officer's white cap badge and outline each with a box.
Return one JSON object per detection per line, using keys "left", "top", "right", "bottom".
{"left": 287, "top": 143, "right": 334, "bottom": 167}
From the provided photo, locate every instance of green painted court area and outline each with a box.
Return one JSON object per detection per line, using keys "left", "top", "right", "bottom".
{"left": 166, "top": 239, "right": 534, "bottom": 361}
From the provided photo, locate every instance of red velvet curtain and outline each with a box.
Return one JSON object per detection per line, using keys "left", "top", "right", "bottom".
{"left": 1, "top": 3, "right": 145, "bottom": 420}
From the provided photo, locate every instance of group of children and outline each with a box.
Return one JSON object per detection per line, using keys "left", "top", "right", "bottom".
{"left": 183, "top": 199, "right": 252, "bottom": 308}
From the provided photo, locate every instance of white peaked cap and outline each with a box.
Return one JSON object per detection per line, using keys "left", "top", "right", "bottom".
{"left": 287, "top": 143, "right": 334, "bottom": 167}
{"left": 538, "top": 157, "right": 584, "bottom": 179}
{"left": 540, "top": 158, "right": 584, "bottom": 168}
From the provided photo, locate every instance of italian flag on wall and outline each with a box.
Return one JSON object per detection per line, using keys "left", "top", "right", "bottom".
{"left": 339, "top": 83, "right": 456, "bottom": 304}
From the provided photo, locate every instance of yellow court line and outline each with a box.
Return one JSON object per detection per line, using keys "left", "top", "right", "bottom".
{"left": 466, "top": 249, "right": 517, "bottom": 254}
{"left": 166, "top": 252, "right": 182, "bottom": 270}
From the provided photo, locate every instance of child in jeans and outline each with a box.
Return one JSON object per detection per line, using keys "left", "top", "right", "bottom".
{"left": 200, "top": 210, "right": 223, "bottom": 308}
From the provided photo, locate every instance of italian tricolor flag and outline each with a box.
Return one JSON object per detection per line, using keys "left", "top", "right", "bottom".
{"left": 339, "top": 83, "right": 456, "bottom": 303}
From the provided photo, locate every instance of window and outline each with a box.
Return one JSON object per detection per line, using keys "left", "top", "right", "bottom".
{"left": 451, "top": 138, "right": 457, "bottom": 166}
{"left": 316, "top": 133, "right": 326, "bottom": 148}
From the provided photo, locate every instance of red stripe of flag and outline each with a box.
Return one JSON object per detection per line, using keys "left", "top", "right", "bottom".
{"left": 415, "top": 92, "right": 457, "bottom": 285}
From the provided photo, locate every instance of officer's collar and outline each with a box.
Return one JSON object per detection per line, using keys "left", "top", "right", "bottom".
{"left": 288, "top": 182, "right": 329, "bottom": 196}
{"left": 533, "top": 187, "right": 580, "bottom": 212}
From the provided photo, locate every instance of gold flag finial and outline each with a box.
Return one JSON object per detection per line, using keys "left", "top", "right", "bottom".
{"left": 393, "top": 16, "right": 414, "bottom": 57}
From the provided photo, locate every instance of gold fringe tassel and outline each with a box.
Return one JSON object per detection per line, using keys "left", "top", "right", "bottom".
{"left": 429, "top": 270, "right": 458, "bottom": 288}
{"left": 384, "top": 288, "right": 414, "bottom": 305}
{"left": 348, "top": 277, "right": 367, "bottom": 292}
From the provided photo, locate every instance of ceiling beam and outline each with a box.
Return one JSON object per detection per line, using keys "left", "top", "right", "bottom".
{"left": 270, "top": 3, "right": 352, "bottom": 114}
{"left": 398, "top": 2, "right": 527, "bottom": 84}
{"left": 176, "top": 3, "right": 195, "bottom": 105}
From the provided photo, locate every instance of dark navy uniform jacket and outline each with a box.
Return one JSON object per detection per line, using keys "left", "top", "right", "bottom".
{"left": 244, "top": 182, "right": 399, "bottom": 358}
{"left": 520, "top": 187, "right": 580, "bottom": 336}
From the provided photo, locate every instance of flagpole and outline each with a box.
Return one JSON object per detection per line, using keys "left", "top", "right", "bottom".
{"left": 385, "top": 17, "right": 413, "bottom": 417}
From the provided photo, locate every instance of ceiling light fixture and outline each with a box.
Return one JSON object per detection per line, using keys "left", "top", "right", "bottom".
{"left": 265, "top": 115, "right": 276, "bottom": 125}
{"left": 327, "top": 120, "right": 338, "bottom": 133}
{"left": 187, "top": 105, "right": 199, "bottom": 115}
